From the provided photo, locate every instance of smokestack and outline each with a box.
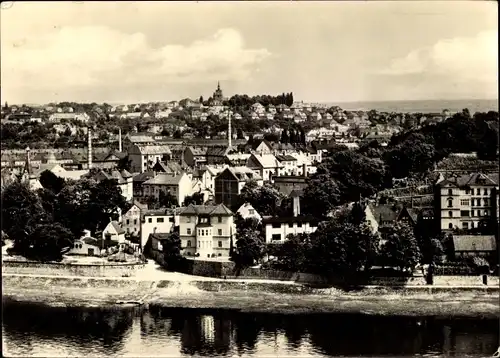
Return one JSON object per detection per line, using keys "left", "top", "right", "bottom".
{"left": 25, "top": 146, "right": 31, "bottom": 175}
{"left": 228, "top": 113, "right": 232, "bottom": 148}
{"left": 87, "top": 127, "right": 92, "bottom": 169}
{"left": 303, "top": 162, "right": 307, "bottom": 177}
{"left": 118, "top": 127, "right": 122, "bottom": 152}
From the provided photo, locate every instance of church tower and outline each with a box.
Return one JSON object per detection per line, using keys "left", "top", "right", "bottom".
{"left": 212, "top": 81, "right": 224, "bottom": 106}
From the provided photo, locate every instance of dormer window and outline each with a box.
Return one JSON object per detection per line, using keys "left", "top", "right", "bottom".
{"left": 448, "top": 189, "right": 453, "bottom": 195}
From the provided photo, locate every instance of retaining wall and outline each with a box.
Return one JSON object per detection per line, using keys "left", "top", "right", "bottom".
{"left": 2, "top": 260, "right": 146, "bottom": 277}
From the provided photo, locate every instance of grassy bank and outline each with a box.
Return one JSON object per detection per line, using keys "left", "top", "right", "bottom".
{"left": 3, "top": 275, "right": 499, "bottom": 317}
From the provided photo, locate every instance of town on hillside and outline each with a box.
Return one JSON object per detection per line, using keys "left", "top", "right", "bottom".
{"left": 1, "top": 82, "right": 499, "bottom": 280}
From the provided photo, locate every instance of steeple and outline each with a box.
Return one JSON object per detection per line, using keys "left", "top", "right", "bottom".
{"left": 228, "top": 113, "right": 232, "bottom": 149}
{"left": 217, "top": 81, "right": 220, "bottom": 91}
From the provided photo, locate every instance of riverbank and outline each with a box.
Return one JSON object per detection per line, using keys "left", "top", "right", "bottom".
{"left": 3, "top": 274, "right": 499, "bottom": 318}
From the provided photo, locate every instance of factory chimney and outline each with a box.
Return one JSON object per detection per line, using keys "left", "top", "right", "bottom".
{"left": 118, "top": 127, "right": 122, "bottom": 152}
{"left": 87, "top": 127, "right": 93, "bottom": 169}
{"left": 228, "top": 113, "right": 232, "bottom": 148}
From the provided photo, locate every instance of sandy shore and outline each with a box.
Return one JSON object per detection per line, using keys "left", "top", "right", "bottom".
{"left": 3, "top": 274, "right": 499, "bottom": 317}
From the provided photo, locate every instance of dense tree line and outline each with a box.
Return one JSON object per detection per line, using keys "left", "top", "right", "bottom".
{"left": 226, "top": 92, "right": 294, "bottom": 108}
{"left": 1, "top": 171, "right": 126, "bottom": 261}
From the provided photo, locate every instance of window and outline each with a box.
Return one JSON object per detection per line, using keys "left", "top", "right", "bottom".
{"left": 218, "top": 241, "right": 222, "bottom": 248}
{"left": 272, "top": 234, "right": 281, "bottom": 241}
{"left": 471, "top": 222, "right": 475, "bottom": 228}
{"left": 148, "top": 218, "right": 152, "bottom": 223}
{"left": 484, "top": 188, "right": 488, "bottom": 196}
{"left": 249, "top": 209, "right": 255, "bottom": 215}
{"left": 218, "top": 216, "right": 222, "bottom": 223}
{"left": 200, "top": 217, "right": 208, "bottom": 224}
{"left": 460, "top": 210, "right": 469, "bottom": 217}
{"left": 297, "top": 222, "right": 303, "bottom": 228}
{"left": 462, "top": 222, "right": 469, "bottom": 229}
{"left": 478, "top": 211, "right": 482, "bottom": 217}
{"left": 157, "top": 218, "right": 164, "bottom": 223}
{"left": 448, "top": 223, "right": 453, "bottom": 229}
{"left": 126, "top": 219, "right": 130, "bottom": 225}
{"left": 477, "top": 199, "right": 482, "bottom": 206}
{"left": 447, "top": 199, "right": 453, "bottom": 208}
{"left": 187, "top": 240, "right": 191, "bottom": 247}
{"left": 465, "top": 188, "right": 470, "bottom": 194}
{"left": 448, "top": 211, "right": 453, "bottom": 218}
{"left": 484, "top": 198, "right": 489, "bottom": 206}
{"left": 134, "top": 219, "right": 137, "bottom": 225}
{"left": 187, "top": 216, "right": 191, "bottom": 223}
{"left": 288, "top": 223, "right": 293, "bottom": 228}
{"left": 448, "top": 189, "right": 453, "bottom": 195}
{"left": 484, "top": 210, "right": 489, "bottom": 216}
{"left": 460, "top": 199, "right": 469, "bottom": 206}
{"left": 471, "top": 210, "right": 475, "bottom": 217}
{"left": 187, "top": 228, "right": 192, "bottom": 235}
{"left": 218, "top": 229, "right": 222, "bottom": 235}
{"left": 272, "top": 223, "right": 281, "bottom": 229}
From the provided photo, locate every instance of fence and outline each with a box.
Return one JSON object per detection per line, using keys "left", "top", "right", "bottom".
{"left": 2, "top": 260, "right": 146, "bottom": 277}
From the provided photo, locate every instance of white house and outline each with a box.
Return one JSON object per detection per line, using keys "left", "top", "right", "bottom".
{"left": 102, "top": 220, "right": 126, "bottom": 243}
{"left": 140, "top": 208, "right": 180, "bottom": 248}
{"left": 236, "top": 203, "right": 262, "bottom": 222}
{"left": 121, "top": 202, "right": 148, "bottom": 236}
{"left": 246, "top": 153, "right": 282, "bottom": 182}
{"left": 142, "top": 172, "right": 193, "bottom": 207}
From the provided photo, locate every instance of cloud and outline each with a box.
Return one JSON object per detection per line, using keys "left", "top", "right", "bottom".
{"left": 379, "top": 30, "right": 497, "bottom": 82}
{"left": 1, "top": 26, "right": 271, "bottom": 99}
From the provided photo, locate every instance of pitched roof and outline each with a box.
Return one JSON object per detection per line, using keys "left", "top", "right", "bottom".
{"left": 179, "top": 204, "right": 233, "bottom": 216}
{"left": 110, "top": 221, "right": 125, "bottom": 235}
{"left": 439, "top": 172, "right": 499, "bottom": 187}
{"left": 262, "top": 215, "right": 319, "bottom": 225}
{"left": 249, "top": 154, "right": 282, "bottom": 168}
{"left": 276, "top": 154, "right": 297, "bottom": 162}
{"left": 143, "top": 173, "right": 185, "bottom": 186}
{"left": 136, "top": 145, "right": 172, "bottom": 155}
{"left": 452, "top": 235, "right": 496, "bottom": 252}
{"left": 206, "top": 146, "right": 230, "bottom": 157}
{"left": 221, "top": 166, "right": 262, "bottom": 182}
{"left": 133, "top": 171, "right": 156, "bottom": 182}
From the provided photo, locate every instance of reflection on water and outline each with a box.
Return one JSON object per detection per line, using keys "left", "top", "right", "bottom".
{"left": 2, "top": 301, "right": 498, "bottom": 357}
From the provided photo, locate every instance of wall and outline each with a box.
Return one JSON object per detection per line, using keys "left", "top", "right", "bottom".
{"left": 2, "top": 260, "right": 146, "bottom": 278}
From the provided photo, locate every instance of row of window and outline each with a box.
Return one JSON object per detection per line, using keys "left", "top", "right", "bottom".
{"left": 186, "top": 228, "right": 224, "bottom": 236}
{"left": 448, "top": 188, "right": 491, "bottom": 196}
{"left": 146, "top": 217, "right": 174, "bottom": 223}
{"left": 184, "top": 240, "right": 223, "bottom": 248}
{"left": 271, "top": 222, "right": 303, "bottom": 229}
{"left": 448, "top": 210, "right": 489, "bottom": 218}
{"left": 447, "top": 222, "right": 483, "bottom": 230}
{"left": 449, "top": 198, "right": 489, "bottom": 207}
{"left": 186, "top": 216, "right": 223, "bottom": 223}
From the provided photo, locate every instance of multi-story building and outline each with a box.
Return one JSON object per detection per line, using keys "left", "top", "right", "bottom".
{"left": 178, "top": 204, "right": 235, "bottom": 258}
{"left": 262, "top": 193, "right": 318, "bottom": 244}
{"left": 121, "top": 201, "right": 148, "bottom": 236}
{"left": 128, "top": 144, "right": 172, "bottom": 173}
{"left": 83, "top": 169, "right": 134, "bottom": 201}
{"left": 436, "top": 172, "right": 499, "bottom": 232}
{"left": 214, "top": 167, "right": 263, "bottom": 210}
{"left": 142, "top": 172, "right": 192, "bottom": 206}
{"left": 141, "top": 208, "right": 180, "bottom": 248}
{"left": 246, "top": 153, "right": 282, "bottom": 182}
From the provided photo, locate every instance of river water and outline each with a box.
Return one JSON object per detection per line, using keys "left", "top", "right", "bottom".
{"left": 2, "top": 301, "right": 498, "bottom": 357}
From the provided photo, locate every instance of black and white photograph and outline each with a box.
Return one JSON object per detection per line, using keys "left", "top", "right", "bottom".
{"left": 1, "top": 1, "right": 499, "bottom": 357}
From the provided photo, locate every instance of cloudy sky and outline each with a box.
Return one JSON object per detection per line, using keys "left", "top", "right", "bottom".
{"left": 1, "top": 1, "right": 497, "bottom": 104}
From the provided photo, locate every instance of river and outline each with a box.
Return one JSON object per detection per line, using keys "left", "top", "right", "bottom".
{"left": 2, "top": 301, "right": 498, "bottom": 357}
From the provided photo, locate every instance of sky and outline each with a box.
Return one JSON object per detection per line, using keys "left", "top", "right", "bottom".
{"left": 1, "top": 1, "right": 498, "bottom": 105}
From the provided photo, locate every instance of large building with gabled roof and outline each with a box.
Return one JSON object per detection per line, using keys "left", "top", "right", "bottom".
{"left": 178, "top": 203, "right": 235, "bottom": 258}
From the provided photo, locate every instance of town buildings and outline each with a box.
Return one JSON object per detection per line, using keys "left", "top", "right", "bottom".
{"left": 178, "top": 204, "right": 235, "bottom": 258}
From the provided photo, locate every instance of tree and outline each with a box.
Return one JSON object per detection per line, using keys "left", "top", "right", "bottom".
{"left": 183, "top": 192, "right": 204, "bottom": 206}
{"left": 280, "top": 129, "right": 289, "bottom": 143}
{"left": 23, "top": 223, "right": 73, "bottom": 262}
{"left": 162, "top": 231, "right": 183, "bottom": 270}
{"left": 239, "top": 181, "right": 286, "bottom": 216}
{"left": 173, "top": 129, "right": 182, "bottom": 139}
{"left": 311, "top": 217, "right": 379, "bottom": 278}
{"left": 199, "top": 96, "right": 204, "bottom": 103}
{"left": 236, "top": 127, "right": 245, "bottom": 139}
{"left": 159, "top": 190, "right": 178, "bottom": 208}
{"left": 380, "top": 222, "right": 421, "bottom": 272}
{"left": 39, "top": 170, "right": 66, "bottom": 194}
{"left": 272, "top": 233, "right": 315, "bottom": 273}
{"left": 301, "top": 174, "right": 340, "bottom": 218}
{"left": 1, "top": 182, "right": 50, "bottom": 249}
{"left": 232, "top": 228, "right": 266, "bottom": 267}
